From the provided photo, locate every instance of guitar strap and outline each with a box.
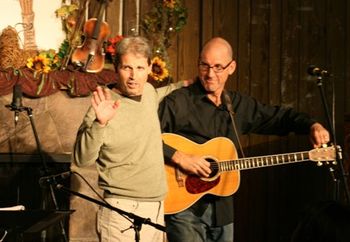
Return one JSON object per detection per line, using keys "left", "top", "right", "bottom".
{"left": 223, "top": 90, "right": 246, "bottom": 158}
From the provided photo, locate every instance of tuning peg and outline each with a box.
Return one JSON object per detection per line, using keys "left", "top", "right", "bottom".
{"left": 317, "top": 161, "right": 323, "bottom": 166}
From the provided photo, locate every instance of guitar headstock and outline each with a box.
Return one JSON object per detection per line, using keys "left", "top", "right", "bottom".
{"left": 308, "top": 145, "right": 337, "bottom": 166}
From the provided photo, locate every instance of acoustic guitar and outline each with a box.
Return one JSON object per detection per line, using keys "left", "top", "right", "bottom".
{"left": 162, "top": 133, "right": 336, "bottom": 214}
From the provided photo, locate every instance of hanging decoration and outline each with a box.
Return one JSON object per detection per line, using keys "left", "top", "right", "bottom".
{"left": 141, "top": 0, "right": 187, "bottom": 84}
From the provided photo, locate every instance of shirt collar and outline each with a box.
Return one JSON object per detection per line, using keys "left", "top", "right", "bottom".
{"left": 192, "top": 78, "right": 226, "bottom": 109}
{"left": 108, "top": 83, "right": 142, "bottom": 102}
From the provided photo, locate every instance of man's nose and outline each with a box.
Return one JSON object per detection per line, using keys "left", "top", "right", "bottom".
{"left": 207, "top": 67, "right": 216, "bottom": 77}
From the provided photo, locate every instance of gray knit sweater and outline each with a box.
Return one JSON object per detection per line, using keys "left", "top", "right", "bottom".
{"left": 74, "top": 82, "right": 181, "bottom": 201}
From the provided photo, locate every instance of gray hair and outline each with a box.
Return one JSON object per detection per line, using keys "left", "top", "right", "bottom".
{"left": 114, "top": 36, "right": 152, "bottom": 67}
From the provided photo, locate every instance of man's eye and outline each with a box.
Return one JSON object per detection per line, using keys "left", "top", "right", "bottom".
{"left": 137, "top": 66, "right": 145, "bottom": 70}
{"left": 214, "top": 65, "right": 224, "bottom": 70}
{"left": 121, "top": 66, "right": 132, "bottom": 71}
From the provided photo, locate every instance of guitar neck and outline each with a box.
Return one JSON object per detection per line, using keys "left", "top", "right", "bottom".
{"left": 221, "top": 151, "right": 310, "bottom": 171}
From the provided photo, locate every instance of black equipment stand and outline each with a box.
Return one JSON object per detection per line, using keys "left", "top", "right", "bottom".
{"left": 6, "top": 103, "right": 69, "bottom": 242}
{"left": 316, "top": 75, "right": 350, "bottom": 204}
{"left": 0, "top": 210, "right": 72, "bottom": 242}
{"left": 54, "top": 183, "right": 165, "bottom": 242}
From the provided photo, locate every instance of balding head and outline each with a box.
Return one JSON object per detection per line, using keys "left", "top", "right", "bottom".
{"left": 197, "top": 37, "right": 236, "bottom": 100}
{"left": 201, "top": 37, "right": 233, "bottom": 62}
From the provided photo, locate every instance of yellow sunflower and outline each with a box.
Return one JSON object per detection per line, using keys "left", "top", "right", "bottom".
{"left": 27, "top": 53, "right": 51, "bottom": 73}
{"left": 149, "top": 56, "right": 169, "bottom": 81}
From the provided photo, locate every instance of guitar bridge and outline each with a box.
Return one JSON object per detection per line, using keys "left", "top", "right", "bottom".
{"left": 175, "top": 167, "right": 184, "bottom": 187}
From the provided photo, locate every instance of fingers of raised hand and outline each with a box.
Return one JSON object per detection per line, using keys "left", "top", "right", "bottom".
{"left": 93, "top": 86, "right": 109, "bottom": 103}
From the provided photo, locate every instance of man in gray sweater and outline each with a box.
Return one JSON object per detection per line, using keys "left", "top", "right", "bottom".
{"left": 73, "top": 36, "right": 181, "bottom": 242}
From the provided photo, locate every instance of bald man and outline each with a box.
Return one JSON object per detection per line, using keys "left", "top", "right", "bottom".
{"left": 158, "top": 37, "right": 329, "bottom": 242}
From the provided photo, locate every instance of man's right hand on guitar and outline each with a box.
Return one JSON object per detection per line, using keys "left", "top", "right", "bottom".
{"left": 172, "top": 151, "right": 212, "bottom": 178}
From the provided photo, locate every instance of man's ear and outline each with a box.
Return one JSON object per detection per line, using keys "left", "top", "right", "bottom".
{"left": 228, "top": 60, "right": 236, "bottom": 75}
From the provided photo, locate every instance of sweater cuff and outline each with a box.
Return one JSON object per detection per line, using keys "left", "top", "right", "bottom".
{"left": 90, "top": 119, "right": 108, "bottom": 132}
{"left": 163, "top": 142, "right": 177, "bottom": 162}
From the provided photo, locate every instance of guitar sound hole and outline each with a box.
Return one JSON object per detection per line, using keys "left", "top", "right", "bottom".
{"left": 206, "top": 158, "right": 218, "bottom": 178}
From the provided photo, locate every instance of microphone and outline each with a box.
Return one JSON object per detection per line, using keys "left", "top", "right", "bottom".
{"left": 39, "top": 171, "right": 72, "bottom": 186}
{"left": 307, "top": 65, "right": 329, "bottom": 77}
{"left": 5, "top": 84, "right": 23, "bottom": 125}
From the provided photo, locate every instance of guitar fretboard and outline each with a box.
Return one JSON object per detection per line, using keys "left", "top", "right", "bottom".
{"left": 219, "top": 151, "right": 310, "bottom": 171}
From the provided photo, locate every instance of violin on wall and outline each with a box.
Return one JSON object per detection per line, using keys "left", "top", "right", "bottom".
{"left": 71, "top": 0, "right": 110, "bottom": 73}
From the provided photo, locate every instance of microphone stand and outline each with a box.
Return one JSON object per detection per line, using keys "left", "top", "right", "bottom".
{"left": 16, "top": 105, "right": 68, "bottom": 242}
{"left": 316, "top": 75, "right": 350, "bottom": 204}
{"left": 54, "top": 182, "right": 166, "bottom": 242}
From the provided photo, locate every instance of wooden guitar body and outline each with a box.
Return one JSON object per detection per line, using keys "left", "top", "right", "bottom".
{"left": 163, "top": 133, "right": 240, "bottom": 214}
{"left": 162, "top": 133, "right": 336, "bottom": 214}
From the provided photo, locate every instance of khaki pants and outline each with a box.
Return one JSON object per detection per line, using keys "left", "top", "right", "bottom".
{"left": 97, "top": 198, "right": 165, "bottom": 242}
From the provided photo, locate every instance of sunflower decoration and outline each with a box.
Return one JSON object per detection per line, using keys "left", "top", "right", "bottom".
{"left": 149, "top": 56, "right": 169, "bottom": 82}
{"left": 26, "top": 49, "right": 61, "bottom": 75}
{"left": 141, "top": 0, "right": 187, "bottom": 84}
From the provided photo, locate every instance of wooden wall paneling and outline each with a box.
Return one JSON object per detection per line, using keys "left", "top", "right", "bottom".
{"left": 299, "top": 0, "right": 326, "bottom": 116}
{"left": 297, "top": 0, "right": 325, "bottom": 155}
{"left": 106, "top": 0, "right": 122, "bottom": 36}
{"left": 279, "top": 0, "right": 300, "bottom": 152}
{"left": 233, "top": 0, "right": 252, "bottom": 151}
{"left": 139, "top": 0, "right": 152, "bottom": 37}
{"left": 212, "top": 0, "right": 239, "bottom": 92}
{"left": 229, "top": 0, "right": 240, "bottom": 91}
{"left": 346, "top": 0, "right": 350, "bottom": 188}
{"left": 233, "top": 2, "right": 260, "bottom": 242}
{"left": 212, "top": 0, "right": 236, "bottom": 83}
{"left": 326, "top": 0, "right": 346, "bottom": 148}
{"left": 327, "top": 0, "right": 349, "bottom": 203}
{"left": 167, "top": 34, "right": 179, "bottom": 82}
{"left": 267, "top": 0, "right": 283, "bottom": 150}
{"left": 235, "top": 2, "right": 275, "bottom": 241}
{"left": 139, "top": 0, "right": 153, "bottom": 20}
{"left": 297, "top": 2, "right": 331, "bottom": 209}
{"left": 177, "top": 0, "right": 200, "bottom": 80}
{"left": 250, "top": 0, "right": 273, "bottom": 239}
{"left": 268, "top": 0, "right": 282, "bottom": 107}
{"left": 299, "top": 0, "right": 327, "bottom": 121}
{"left": 347, "top": 1, "right": 350, "bottom": 116}
{"left": 87, "top": 0, "right": 98, "bottom": 18}
{"left": 249, "top": 0, "right": 271, "bottom": 151}
{"left": 212, "top": 0, "right": 236, "bottom": 44}
{"left": 236, "top": 1, "right": 251, "bottom": 97}
{"left": 276, "top": 3, "right": 314, "bottom": 240}
{"left": 122, "top": 0, "right": 138, "bottom": 36}
{"left": 200, "top": 0, "right": 214, "bottom": 46}
{"left": 280, "top": 0, "right": 300, "bottom": 109}
{"left": 266, "top": 1, "right": 291, "bottom": 239}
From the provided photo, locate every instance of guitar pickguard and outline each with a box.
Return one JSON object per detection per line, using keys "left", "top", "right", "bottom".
{"left": 185, "top": 175, "right": 220, "bottom": 194}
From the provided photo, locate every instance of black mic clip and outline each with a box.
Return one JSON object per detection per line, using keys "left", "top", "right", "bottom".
{"left": 5, "top": 103, "right": 28, "bottom": 112}
{"left": 5, "top": 104, "right": 28, "bottom": 125}
{"left": 307, "top": 65, "right": 330, "bottom": 77}
{"left": 39, "top": 171, "right": 72, "bottom": 187}
{"left": 5, "top": 84, "right": 29, "bottom": 126}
